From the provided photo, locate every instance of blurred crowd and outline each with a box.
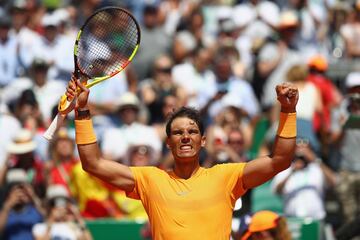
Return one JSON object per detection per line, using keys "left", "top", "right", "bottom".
{"left": 0, "top": 0, "right": 360, "bottom": 239}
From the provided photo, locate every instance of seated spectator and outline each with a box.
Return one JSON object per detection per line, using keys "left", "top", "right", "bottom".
{"left": 200, "top": 52, "right": 259, "bottom": 121}
{"left": 2, "top": 129, "right": 45, "bottom": 197}
{"left": 240, "top": 210, "right": 292, "bottom": 240}
{"left": 0, "top": 102, "right": 21, "bottom": 169}
{"left": 46, "top": 128, "right": 78, "bottom": 193}
{"left": 0, "top": 169, "right": 44, "bottom": 240}
{"left": 138, "top": 54, "right": 187, "bottom": 124}
{"left": 271, "top": 137, "right": 337, "bottom": 220}
{"left": 32, "top": 184, "right": 92, "bottom": 240}
{"left": 101, "top": 92, "right": 162, "bottom": 162}
{"left": 330, "top": 72, "right": 360, "bottom": 223}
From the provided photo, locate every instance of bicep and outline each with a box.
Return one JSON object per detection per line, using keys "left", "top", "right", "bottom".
{"left": 78, "top": 143, "right": 135, "bottom": 192}
{"left": 90, "top": 158, "right": 135, "bottom": 192}
{"left": 243, "top": 156, "right": 277, "bottom": 189}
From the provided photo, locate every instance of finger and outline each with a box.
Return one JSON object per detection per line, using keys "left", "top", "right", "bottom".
{"left": 76, "top": 79, "right": 89, "bottom": 93}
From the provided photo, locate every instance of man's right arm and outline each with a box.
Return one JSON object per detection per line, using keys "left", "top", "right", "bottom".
{"left": 68, "top": 76, "right": 135, "bottom": 192}
{"left": 77, "top": 141, "right": 135, "bottom": 193}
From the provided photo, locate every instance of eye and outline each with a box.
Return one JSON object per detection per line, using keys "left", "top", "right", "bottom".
{"left": 172, "top": 130, "right": 182, "bottom": 135}
{"left": 189, "top": 129, "right": 199, "bottom": 135}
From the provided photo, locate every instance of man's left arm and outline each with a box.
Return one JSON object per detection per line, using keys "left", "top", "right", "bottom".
{"left": 242, "top": 83, "right": 298, "bottom": 189}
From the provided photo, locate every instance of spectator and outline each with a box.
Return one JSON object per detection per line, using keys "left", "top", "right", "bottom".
{"left": 8, "top": 0, "right": 41, "bottom": 75}
{"left": 101, "top": 92, "right": 162, "bottom": 162}
{"left": 46, "top": 127, "right": 78, "bottom": 193}
{"left": 28, "top": 57, "right": 66, "bottom": 124}
{"left": 131, "top": 3, "right": 171, "bottom": 80}
{"left": 331, "top": 72, "right": 360, "bottom": 223}
{"left": 139, "top": 54, "right": 186, "bottom": 124}
{"left": 307, "top": 54, "right": 343, "bottom": 137}
{"left": 272, "top": 137, "right": 337, "bottom": 220}
{"left": 30, "top": 12, "right": 74, "bottom": 81}
{"left": 340, "top": 0, "right": 360, "bottom": 59}
{"left": 259, "top": 10, "right": 303, "bottom": 109}
{"left": 12, "top": 89, "right": 48, "bottom": 161}
{"left": 1, "top": 129, "right": 45, "bottom": 197}
{"left": 200, "top": 52, "right": 259, "bottom": 121}
{"left": 32, "top": 184, "right": 92, "bottom": 240}
{"left": 172, "top": 47, "right": 214, "bottom": 109}
{"left": 0, "top": 169, "right": 44, "bottom": 240}
{"left": 271, "top": 64, "right": 323, "bottom": 153}
{"left": 0, "top": 11, "right": 18, "bottom": 87}
{"left": 0, "top": 102, "right": 21, "bottom": 168}
{"left": 240, "top": 210, "right": 292, "bottom": 240}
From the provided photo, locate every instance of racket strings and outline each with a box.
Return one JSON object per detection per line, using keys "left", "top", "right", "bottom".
{"left": 77, "top": 8, "right": 139, "bottom": 78}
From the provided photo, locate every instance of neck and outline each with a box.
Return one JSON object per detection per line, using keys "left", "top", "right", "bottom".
{"left": 173, "top": 160, "right": 200, "bottom": 179}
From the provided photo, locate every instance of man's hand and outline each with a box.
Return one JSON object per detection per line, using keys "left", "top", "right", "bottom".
{"left": 276, "top": 83, "right": 299, "bottom": 113}
{"left": 66, "top": 74, "right": 90, "bottom": 110}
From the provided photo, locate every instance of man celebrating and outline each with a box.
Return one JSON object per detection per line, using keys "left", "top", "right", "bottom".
{"left": 66, "top": 74, "right": 298, "bottom": 239}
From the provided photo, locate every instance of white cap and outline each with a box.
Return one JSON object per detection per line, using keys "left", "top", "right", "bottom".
{"left": 53, "top": 8, "right": 70, "bottom": 23}
{"left": 345, "top": 72, "right": 360, "bottom": 88}
{"left": 41, "top": 13, "right": 60, "bottom": 27}
{"left": 216, "top": 6, "right": 233, "bottom": 21}
{"left": 257, "top": 1, "right": 280, "bottom": 26}
{"left": 232, "top": 5, "right": 256, "bottom": 28}
{"left": 6, "top": 169, "right": 28, "bottom": 184}
{"left": 117, "top": 92, "right": 140, "bottom": 110}
{"left": 278, "top": 10, "right": 299, "bottom": 29}
{"left": 175, "top": 31, "right": 197, "bottom": 52}
{"left": 46, "top": 184, "right": 69, "bottom": 199}
{"left": 7, "top": 129, "right": 36, "bottom": 154}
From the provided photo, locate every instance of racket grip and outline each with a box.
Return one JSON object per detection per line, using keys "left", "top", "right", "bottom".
{"left": 43, "top": 113, "right": 66, "bottom": 141}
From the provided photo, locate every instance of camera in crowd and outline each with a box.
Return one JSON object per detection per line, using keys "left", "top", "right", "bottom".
{"left": 293, "top": 153, "right": 309, "bottom": 168}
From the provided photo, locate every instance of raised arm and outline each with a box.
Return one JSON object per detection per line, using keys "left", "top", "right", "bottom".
{"left": 243, "top": 83, "right": 298, "bottom": 189}
{"left": 66, "top": 75, "right": 135, "bottom": 192}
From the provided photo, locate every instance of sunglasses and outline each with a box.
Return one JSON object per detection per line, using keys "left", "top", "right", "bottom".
{"left": 156, "top": 67, "right": 172, "bottom": 74}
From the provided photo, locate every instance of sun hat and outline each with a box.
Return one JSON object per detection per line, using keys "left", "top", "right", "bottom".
{"left": 46, "top": 184, "right": 69, "bottom": 199}
{"left": 308, "top": 54, "right": 328, "bottom": 72}
{"left": 241, "top": 211, "right": 280, "bottom": 240}
{"left": 6, "top": 168, "right": 28, "bottom": 184}
{"left": 278, "top": 10, "right": 299, "bottom": 29}
{"left": 7, "top": 129, "right": 37, "bottom": 154}
{"left": 345, "top": 72, "right": 360, "bottom": 89}
{"left": 117, "top": 92, "right": 140, "bottom": 110}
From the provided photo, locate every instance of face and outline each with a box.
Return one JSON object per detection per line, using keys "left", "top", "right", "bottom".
{"left": 214, "top": 59, "right": 232, "bottom": 82}
{"left": 251, "top": 230, "right": 275, "bottom": 240}
{"left": 119, "top": 107, "right": 138, "bottom": 125}
{"left": 228, "top": 131, "right": 244, "bottom": 153}
{"left": 55, "top": 139, "right": 74, "bottom": 159}
{"left": 166, "top": 117, "right": 205, "bottom": 162}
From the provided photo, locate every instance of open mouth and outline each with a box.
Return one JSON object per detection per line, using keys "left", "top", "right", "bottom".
{"left": 179, "top": 145, "right": 192, "bottom": 151}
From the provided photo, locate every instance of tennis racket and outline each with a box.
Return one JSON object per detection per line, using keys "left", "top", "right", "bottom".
{"left": 43, "top": 7, "right": 141, "bottom": 141}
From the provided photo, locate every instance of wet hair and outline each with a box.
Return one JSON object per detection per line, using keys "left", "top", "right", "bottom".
{"left": 165, "top": 106, "right": 204, "bottom": 137}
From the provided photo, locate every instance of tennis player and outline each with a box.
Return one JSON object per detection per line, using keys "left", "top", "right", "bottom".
{"left": 66, "top": 74, "right": 298, "bottom": 240}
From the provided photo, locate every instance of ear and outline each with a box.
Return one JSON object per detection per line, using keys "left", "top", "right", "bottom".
{"left": 165, "top": 137, "right": 171, "bottom": 149}
{"left": 201, "top": 136, "right": 206, "bottom": 147}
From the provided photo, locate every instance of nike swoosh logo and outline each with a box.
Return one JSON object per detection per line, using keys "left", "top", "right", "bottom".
{"left": 176, "top": 191, "right": 189, "bottom": 196}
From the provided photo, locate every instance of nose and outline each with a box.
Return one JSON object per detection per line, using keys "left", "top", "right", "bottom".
{"left": 181, "top": 132, "right": 190, "bottom": 143}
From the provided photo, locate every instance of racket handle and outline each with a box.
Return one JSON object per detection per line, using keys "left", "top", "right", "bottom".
{"left": 43, "top": 113, "right": 66, "bottom": 141}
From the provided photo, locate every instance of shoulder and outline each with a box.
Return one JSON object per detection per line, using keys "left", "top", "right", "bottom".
{"left": 130, "top": 166, "right": 167, "bottom": 178}
{"left": 210, "top": 163, "right": 247, "bottom": 174}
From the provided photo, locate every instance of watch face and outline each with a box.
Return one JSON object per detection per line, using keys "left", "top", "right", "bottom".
{"left": 77, "top": 109, "right": 90, "bottom": 117}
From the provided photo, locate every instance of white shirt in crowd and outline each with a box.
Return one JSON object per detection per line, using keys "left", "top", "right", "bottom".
{"left": 271, "top": 163, "right": 326, "bottom": 220}
{"left": 101, "top": 122, "right": 162, "bottom": 161}
{"left": 33, "top": 222, "right": 82, "bottom": 240}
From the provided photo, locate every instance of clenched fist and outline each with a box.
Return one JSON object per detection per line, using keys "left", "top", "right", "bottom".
{"left": 276, "top": 83, "right": 299, "bottom": 113}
